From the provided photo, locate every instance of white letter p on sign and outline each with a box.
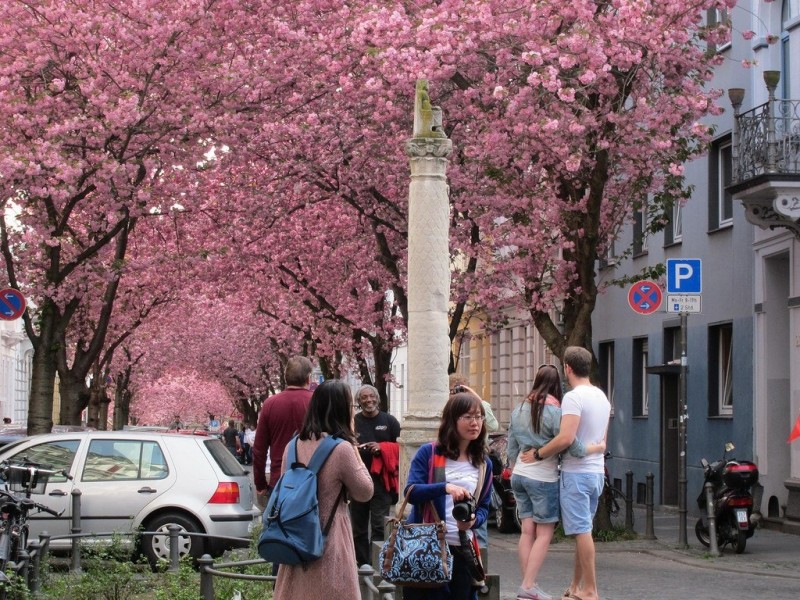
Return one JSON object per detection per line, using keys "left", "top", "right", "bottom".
{"left": 675, "top": 264, "right": 694, "bottom": 289}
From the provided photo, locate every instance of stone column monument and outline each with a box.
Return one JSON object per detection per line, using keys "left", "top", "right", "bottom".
{"left": 399, "top": 80, "right": 453, "bottom": 492}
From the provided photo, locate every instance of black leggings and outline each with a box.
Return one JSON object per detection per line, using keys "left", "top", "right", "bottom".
{"left": 402, "top": 545, "right": 477, "bottom": 600}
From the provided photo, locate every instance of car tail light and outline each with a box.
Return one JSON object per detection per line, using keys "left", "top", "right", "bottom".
{"left": 501, "top": 468, "right": 512, "bottom": 481}
{"left": 209, "top": 482, "right": 240, "bottom": 504}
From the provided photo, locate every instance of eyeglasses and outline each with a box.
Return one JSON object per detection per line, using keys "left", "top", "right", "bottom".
{"left": 458, "top": 414, "right": 485, "bottom": 423}
{"left": 538, "top": 364, "right": 558, "bottom": 371}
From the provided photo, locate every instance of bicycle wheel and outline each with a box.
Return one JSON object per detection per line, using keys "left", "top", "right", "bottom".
{"left": 605, "top": 486, "right": 628, "bottom": 529}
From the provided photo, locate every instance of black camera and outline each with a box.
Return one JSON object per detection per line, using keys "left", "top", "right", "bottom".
{"left": 452, "top": 496, "right": 477, "bottom": 522}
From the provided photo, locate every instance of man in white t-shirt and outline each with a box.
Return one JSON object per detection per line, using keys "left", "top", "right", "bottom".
{"left": 529, "top": 346, "right": 610, "bottom": 600}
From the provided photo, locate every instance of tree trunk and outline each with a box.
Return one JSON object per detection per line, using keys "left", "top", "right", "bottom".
{"left": 97, "top": 397, "right": 111, "bottom": 430}
{"left": 112, "top": 379, "right": 132, "bottom": 430}
{"left": 27, "top": 341, "right": 58, "bottom": 435}
{"left": 26, "top": 302, "right": 60, "bottom": 435}
{"left": 58, "top": 373, "right": 90, "bottom": 426}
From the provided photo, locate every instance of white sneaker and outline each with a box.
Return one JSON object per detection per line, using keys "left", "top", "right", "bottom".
{"left": 517, "top": 585, "right": 553, "bottom": 600}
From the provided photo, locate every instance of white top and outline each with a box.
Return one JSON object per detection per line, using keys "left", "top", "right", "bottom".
{"left": 513, "top": 455, "right": 559, "bottom": 482}
{"left": 560, "top": 384, "right": 610, "bottom": 474}
{"left": 443, "top": 458, "right": 479, "bottom": 546}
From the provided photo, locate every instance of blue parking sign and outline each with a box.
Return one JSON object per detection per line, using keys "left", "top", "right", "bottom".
{"left": 667, "top": 259, "right": 702, "bottom": 293}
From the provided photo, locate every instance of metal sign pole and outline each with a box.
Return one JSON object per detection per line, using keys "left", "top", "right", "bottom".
{"left": 678, "top": 312, "right": 689, "bottom": 547}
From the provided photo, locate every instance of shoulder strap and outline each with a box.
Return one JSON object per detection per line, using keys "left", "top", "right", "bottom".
{"left": 287, "top": 435, "right": 299, "bottom": 467}
{"left": 307, "top": 435, "right": 344, "bottom": 474}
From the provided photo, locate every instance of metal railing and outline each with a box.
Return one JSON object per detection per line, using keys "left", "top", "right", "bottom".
{"left": 4, "top": 488, "right": 396, "bottom": 600}
{"left": 733, "top": 98, "right": 800, "bottom": 183}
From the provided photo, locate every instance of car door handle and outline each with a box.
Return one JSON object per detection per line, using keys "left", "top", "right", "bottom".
{"left": 138, "top": 487, "right": 158, "bottom": 494}
{"left": 48, "top": 490, "right": 68, "bottom": 497}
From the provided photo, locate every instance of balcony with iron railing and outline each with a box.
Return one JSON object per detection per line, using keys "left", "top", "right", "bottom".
{"left": 728, "top": 71, "right": 800, "bottom": 238}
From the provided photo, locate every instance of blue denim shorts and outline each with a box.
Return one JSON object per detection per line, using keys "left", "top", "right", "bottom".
{"left": 560, "top": 472, "right": 604, "bottom": 535}
{"left": 511, "top": 474, "right": 560, "bottom": 523}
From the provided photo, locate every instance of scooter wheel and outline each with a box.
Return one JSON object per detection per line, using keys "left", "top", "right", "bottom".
{"left": 734, "top": 529, "right": 747, "bottom": 554}
{"left": 695, "top": 518, "right": 711, "bottom": 548}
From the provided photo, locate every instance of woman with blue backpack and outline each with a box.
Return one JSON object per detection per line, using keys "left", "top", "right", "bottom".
{"left": 271, "top": 380, "right": 373, "bottom": 600}
{"left": 402, "top": 389, "right": 493, "bottom": 600}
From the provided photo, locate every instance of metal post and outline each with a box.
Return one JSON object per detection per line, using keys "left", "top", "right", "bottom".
{"left": 167, "top": 524, "right": 180, "bottom": 572}
{"left": 644, "top": 472, "right": 656, "bottom": 539}
{"left": 70, "top": 488, "right": 82, "bottom": 573}
{"left": 625, "top": 470, "right": 634, "bottom": 530}
{"left": 17, "top": 549, "right": 29, "bottom": 588}
{"left": 29, "top": 540, "right": 41, "bottom": 595}
{"left": 704, "top": 482, "right": 720, "bottom": 556}
{"left": 198, "top": 555, "right": 215, "bottom": 600}
{"left": 678, "top": 313, "right": 689, "bottom": 547}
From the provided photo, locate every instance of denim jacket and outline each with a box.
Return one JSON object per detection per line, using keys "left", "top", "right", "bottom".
{"left": 506, "top": 398, "right": 586, "bottom": 465}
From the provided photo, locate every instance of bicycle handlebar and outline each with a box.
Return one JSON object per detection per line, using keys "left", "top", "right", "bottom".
{"left": 0, "top": 489, "right": 64, "bottom": 517}
{"left": 0, "top": 460, "right": 72, "bottom": 481}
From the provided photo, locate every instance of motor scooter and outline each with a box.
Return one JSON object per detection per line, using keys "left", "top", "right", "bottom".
{"left": 695, "top": 442, "right": 759, "bottom": 553}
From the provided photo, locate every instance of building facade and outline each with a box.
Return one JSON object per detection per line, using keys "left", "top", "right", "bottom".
{"left": 593, "top": 0, "right": 800, "bottom": 529}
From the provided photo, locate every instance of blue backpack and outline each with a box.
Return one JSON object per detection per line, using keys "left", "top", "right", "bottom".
{"left": 258, "top": 435, "right": 345, "bottom": 565}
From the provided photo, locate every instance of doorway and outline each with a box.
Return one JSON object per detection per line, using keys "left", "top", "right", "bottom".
{"left": 661, "top": 374, "right": 680, "bottom": 505}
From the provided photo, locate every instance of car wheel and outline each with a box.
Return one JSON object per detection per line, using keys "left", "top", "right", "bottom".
{"left": 143, "top": 512, "right": 204, "bottom": 565}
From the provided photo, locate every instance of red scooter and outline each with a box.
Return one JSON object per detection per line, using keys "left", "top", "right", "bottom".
{"left": 695, "top": 442, "right": 759, "bottom": 553}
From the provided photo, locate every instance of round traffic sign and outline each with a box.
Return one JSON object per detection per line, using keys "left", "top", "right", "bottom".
{"left": 0, "top": 288, "right": 27, "bottom": 320}
{"left": 628, "top": 280, "right": 662, "bottom": 315}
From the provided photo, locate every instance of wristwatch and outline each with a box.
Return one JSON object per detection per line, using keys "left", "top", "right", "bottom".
{"left": 534, "top": 448, "right": 543, "bottom": 461}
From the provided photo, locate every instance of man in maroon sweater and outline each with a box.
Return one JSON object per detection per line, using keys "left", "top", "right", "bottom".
{"left": 252, "top": 356, "right": 314, "bottom": 502}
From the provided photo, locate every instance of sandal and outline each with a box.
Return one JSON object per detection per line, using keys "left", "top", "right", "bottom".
{"left": 568, "top": 594, "right": 586, "bottom": 600}
{"left": 561, "top": 589, "right": 572, "bottom": 600}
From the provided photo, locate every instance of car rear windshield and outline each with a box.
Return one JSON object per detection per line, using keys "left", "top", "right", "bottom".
{"left": 204, "top": 438, "right": 247, "bottom": 477}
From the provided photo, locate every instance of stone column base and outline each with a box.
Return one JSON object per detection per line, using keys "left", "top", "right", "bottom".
{"left": 783, "top": 477, "right": 800, "bottom": 522}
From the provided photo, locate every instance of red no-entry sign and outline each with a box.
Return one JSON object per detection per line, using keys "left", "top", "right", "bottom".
{"left": 628, "top": 280, "right": 662, "bottom": 315}
{"left": 0, "top": 288, "right": 27, "bottom": 320}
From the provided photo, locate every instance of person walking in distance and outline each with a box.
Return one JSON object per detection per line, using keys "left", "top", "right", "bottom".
{"left": 351, "top": 384, "right": 401, "bottom": 567}
{"left": 253, "top": 356, "right": 314, "bottom": 507}
{"left": 273, "top": 380, "right": 373, "bottom": 600}
{"left": 522, "top": 347, "right": 610, "bottom": 600}
{"left": 222, "top": 420, "right": 242, "bottom": 458}
{"left": 509, "top": 365, "right": 605, "bottom": 600}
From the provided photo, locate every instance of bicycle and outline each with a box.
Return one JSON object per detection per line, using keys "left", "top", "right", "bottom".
{"left": 600, "top": 452, "right": 632, "bottom": 530}
{"left": 0, "top": 460, "right": 69, "bottom": 582}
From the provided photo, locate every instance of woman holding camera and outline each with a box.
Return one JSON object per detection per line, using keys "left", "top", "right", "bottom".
{"left": 403, "top": 390, "right": 493, "bottom": 600}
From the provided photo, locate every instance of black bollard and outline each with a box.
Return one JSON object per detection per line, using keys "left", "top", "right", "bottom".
{"left": 198, "top": 554, "right": 215, "bottom": 600}
{"left": 167, "top": 524, "right": 181, "bottom": 572}
{"left": 625, "top": 470, "right": 634, "bottom": 530}
{"left": 644, "top": 473, "right": 656, "bottom": 539}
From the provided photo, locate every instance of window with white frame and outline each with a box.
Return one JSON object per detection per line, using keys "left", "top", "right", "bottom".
{"left": 664, "top": 201, "right": 683, "bottom": 246}
{"left": 709, "top": 135, "right": 733, "bottom": 230}
{"left": 633, "top": 337, "right": 649, "bottom": 416}
{"left": 599, "top": 341, "right": 615, "bottom": 415}
{"left": 706, "top": 8, "right": 731, "bottom": 53}
{"left": 709, "top": 323, "right": 733, "bottom": 416}
{"left": 781, "top": 0, "right": 795, "bottom": 101}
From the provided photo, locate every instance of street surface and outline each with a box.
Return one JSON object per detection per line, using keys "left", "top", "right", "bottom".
{"left": 487, "top": 525, "right": 800, "bottom": 600}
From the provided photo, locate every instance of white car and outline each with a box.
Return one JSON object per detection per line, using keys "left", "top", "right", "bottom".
{"left": 0, "top": 430, "right": 260, "bottom": 563}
